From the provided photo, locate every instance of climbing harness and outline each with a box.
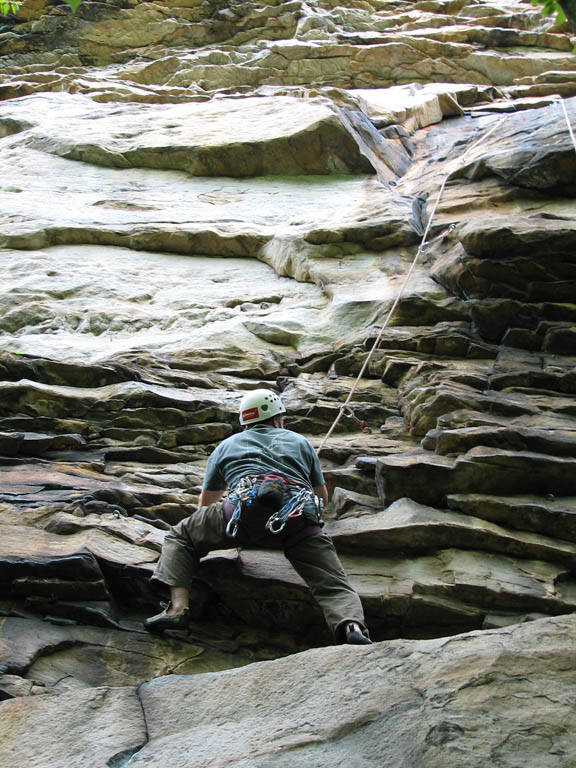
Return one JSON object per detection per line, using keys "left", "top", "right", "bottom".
{"left": 225, "top": 474, "right": 323, "bottom": 538}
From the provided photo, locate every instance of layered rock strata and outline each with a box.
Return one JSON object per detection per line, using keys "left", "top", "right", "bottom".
{"left": 1, "top": 0, "right": 575, "bottom": 764}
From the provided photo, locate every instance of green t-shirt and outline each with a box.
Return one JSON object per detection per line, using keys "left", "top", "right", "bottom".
{"left": 203, "top": 424, "right": 324, "bottom": 491}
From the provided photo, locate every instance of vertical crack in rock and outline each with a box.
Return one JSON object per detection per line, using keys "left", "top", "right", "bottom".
{"left": 106, "top": 683, "right": 150, "bottom": 768}
{"left": 330, "top": 101, "right": 409, "bottom": 188}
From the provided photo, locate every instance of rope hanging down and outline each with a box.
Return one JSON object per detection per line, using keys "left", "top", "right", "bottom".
{"left": 317, "top": 95, "right": 576, "bottom": 455}
{"left": 316, "top": 113, "right": 507, "bottom": 454}
{"left": 557, "top": 97, "right": 576, "bottom": 154}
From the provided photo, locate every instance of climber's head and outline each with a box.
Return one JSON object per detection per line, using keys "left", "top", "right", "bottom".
{"left": 238, "top": 389, "right": 286, "bottom": 427}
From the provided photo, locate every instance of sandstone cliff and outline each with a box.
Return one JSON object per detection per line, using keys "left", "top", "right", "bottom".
{"left": 0, "top": 0, "right": 575, "bottom": 765}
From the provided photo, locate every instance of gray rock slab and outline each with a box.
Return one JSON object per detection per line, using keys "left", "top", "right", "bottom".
{"left": 400, "top": 24, "right": 573, "bottom": 52}
{"left": 43, "top": 511, "right": 165, "bottom": 553}
{"left": 430, "top": 218, "right": 576, "bottom": 304}
{"left": 447, "top": 493, "right": 576, "bottom": 542}
{"left": 401, "top": 380, "right": 576, "bottom": 436}
{"left": 423, "top": 424, "right": 576, "bottom": 457}
{"left": 399, "top": 98, "right": 576, "bottom": 203}
{"left": 376, "top": 447, "right": 576, "bottom": 507}
{"left": 10, "top": 576, "right": 109, "bottom": 601}
{"left": 0, "top": 522, "right": 158, "bottom": 580}
{"left": 0, "top": 147, "right": 414, "bottom": 252}
{"left": 0, "top": 245, "right": 328, "bottom": 361}
{"left": 3, "top": 0, "right": 575, "bottom": 91}
{"left": 173, "top": 38, "right": 576, "bottom": 91}
{"left": 0, "top": 431, "right": 86, "bottom": 457}
{"left": 0, "top": 377, "right": 235, "bottom": 421}
{"left": 350, "top": 545, "right": 576, "bottom": 626}
{"left": 327, "top": 497, "right": 576, "bottom": 567}
{"left": 350, "top": 83, "right": 462, "bottom": 129}
{"left": 458, "top": 214, "right": 576, "bottom": 260}
{"left": 0, "top": 617, "right": 254, "bottom": 688}
{"left": 0, "top": 460, "right": 186, "bottom": 507}
{"left": 0, "top": 674, "right": 45, "bottom": 699}
{"left": 0, "top": 232, "right": 435, "bottom": 363}
{"left": 199, "top": 549, "right": 326, "bottom": 639}
{"left": 314, "top": 434, "right": 413, "bottom": 466}
{"left": 455, "top": 100, "right": 576, "bottom": 194}
{"left": 0, "top": 684, "right": 146, "bottom": 768}
{"left": 328, "top": 487, "right": 382, "bottom": 518}
{"left": 435, "top": 407, "right": 576, "bottom": 434}
{"left": 0, "top": 92, "right": 375, "bottom": 176}
{"left": 129, "top": 614, "right": 576, "bottom": 768}
{"left": 199, "top": 544, "right": 576, "bottom": 638}
{"left": 467, "top": 297, "right": 576, "bottom": 344}
{"left": 322, "top": 467, "right": 379, "bottom": 499}
{"left": 279, "top": 374, "right": 402, "bottom": 435}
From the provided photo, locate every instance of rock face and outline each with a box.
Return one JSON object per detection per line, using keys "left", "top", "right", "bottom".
{"left": 2, "top": 614, "right": 575, "bottom": 767}
{"left": 1, "top": 0, "right": 575, "bottom": 764}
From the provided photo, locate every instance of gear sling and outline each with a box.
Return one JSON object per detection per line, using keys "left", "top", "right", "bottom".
{"left": 225, "top": 473, "right": 324, "bottom": 545}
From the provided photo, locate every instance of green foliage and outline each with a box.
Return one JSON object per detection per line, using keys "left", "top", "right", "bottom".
{"left": 0, "top": 0, "right": 84, "bottom": 15}
{"left": 0, "top": 0, "right": 21, "bottom": 15}
{"left": 530, "top": 0, "right": 567, "bottom": 24}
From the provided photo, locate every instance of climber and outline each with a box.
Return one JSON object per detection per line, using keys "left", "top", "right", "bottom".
{"left": 145, "top": 388, "right": 372, "bottom": 645}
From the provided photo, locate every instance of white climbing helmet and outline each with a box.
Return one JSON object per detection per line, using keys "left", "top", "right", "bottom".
{"left": 239, "top": 388, "right": 286, "bottom": 425}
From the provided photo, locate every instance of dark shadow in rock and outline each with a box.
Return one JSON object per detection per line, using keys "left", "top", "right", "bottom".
{"left": 25, "top": 597, "right": 122, "bottom": 629}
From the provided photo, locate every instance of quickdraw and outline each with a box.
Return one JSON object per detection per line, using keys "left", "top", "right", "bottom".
{"left": 225, "top": 476, "right": 258, "bottom": 538}
{"left": 265, "top": 487, "right": 311, "bottom": 534}
{"left": 342, "top": 406, "right": 372, "bottom": 435}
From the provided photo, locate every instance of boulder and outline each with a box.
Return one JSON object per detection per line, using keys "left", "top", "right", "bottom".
{"left": 0, "top": 685, "right": 146, "bottom": 768}
{"left": 127, "top": 614, "right": 576, "bottom": 767}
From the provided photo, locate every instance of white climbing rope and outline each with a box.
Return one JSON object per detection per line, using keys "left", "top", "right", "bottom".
{"left": 557, "top": 97, "right": 576, "bottom": 154}
{"left": 444, "top": 92, "right": 465, "bottom": 116}
{"left": 318, "top": 95, "right": 576, "bottom": 454}
{"left": 317, "top": 113, "right": 507, "bottom": 454}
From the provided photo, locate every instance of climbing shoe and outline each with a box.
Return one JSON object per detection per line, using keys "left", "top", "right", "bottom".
{"left": 144, "top": 602, "right": 191, "bottom": 633}
{"left": 345, "top": 623, "right": 373, "bottom": 645}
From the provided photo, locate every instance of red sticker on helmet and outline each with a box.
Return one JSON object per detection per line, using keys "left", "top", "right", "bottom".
{"left": 242, "top": 407, "right": 259, "bottom": 421}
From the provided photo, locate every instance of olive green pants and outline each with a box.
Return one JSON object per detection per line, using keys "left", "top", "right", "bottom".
{"left": 152, "top": 502, "right": 368, "bottom": 641}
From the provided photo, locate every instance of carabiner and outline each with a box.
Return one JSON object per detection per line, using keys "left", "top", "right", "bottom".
{"left": 266, "top": 516, "right": 286, "bottom": 534}
{"left": 225, "top": 501, "right": 243, "bottom": 538}
{"left": 343, "top": 406, "right": 372, "bottom": 434}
